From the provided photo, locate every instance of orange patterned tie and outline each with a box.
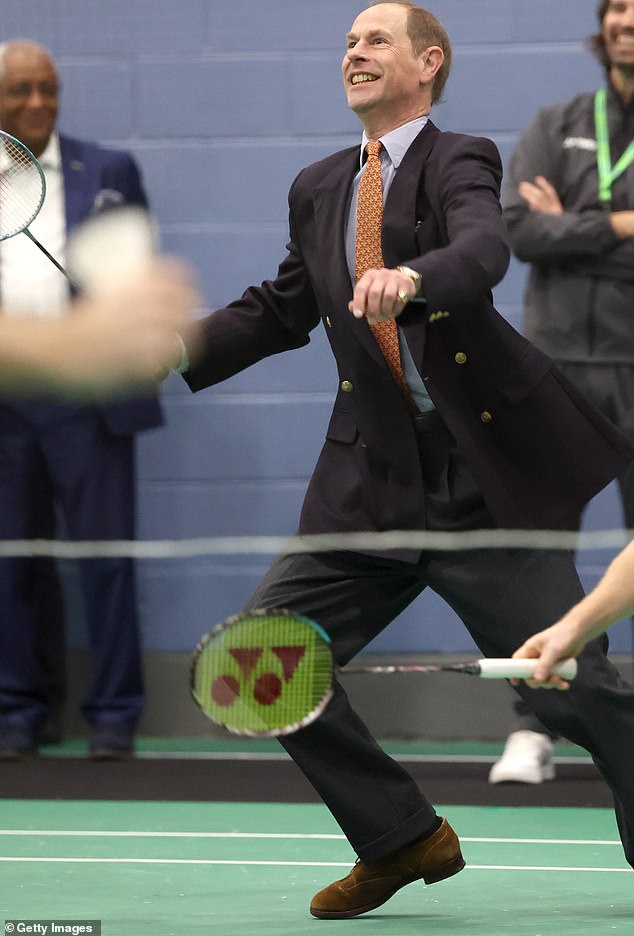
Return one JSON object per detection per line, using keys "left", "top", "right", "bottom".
{"left": 355, "top": 140, "right": 417, "bottom": 412}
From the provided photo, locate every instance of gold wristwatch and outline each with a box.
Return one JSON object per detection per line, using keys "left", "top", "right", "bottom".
{"left": 396, "top": 265, "right": 422, "bottom": 295}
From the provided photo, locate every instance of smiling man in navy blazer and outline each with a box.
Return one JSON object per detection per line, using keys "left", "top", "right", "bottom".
{"left": 0, "top": 40, "right": 162, "bottom": 760}
{"left": 179, "top": 2, "right": 634, "bottom": 918}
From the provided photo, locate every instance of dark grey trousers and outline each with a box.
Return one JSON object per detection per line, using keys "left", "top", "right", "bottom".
{"left": 244, "top": 412, "right": 634, "bottom": 866}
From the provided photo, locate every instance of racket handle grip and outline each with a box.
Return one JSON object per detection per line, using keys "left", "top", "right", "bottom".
{"left": 477, "top": 658, "right": 578, "bottom": 680}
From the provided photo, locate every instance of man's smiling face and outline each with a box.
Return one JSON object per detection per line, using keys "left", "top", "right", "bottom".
{"left": 0, "top": 45, "right": 59, "bottom": 158}
{"left": 341, "top": 3, "right": 429, "bottom": 133}
{"left": 602, "top": 0, "right": 634, "bottom": 72}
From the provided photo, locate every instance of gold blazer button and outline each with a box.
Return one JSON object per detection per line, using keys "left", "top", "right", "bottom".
{"left": 454, "top": 352, "right": 467, "bottom": 365}
{"left": 340, "top": 380, "right": 354, "bottom": 393}
{"left": 480, "top": 410, "right": 492, "bottom": 423}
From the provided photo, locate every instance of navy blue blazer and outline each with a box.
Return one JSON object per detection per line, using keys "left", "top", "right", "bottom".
{"left": 185, "top": 122, "right": 633, "bottom": 561}
{"left": 60, "top": 134, "right": 163, "bottom": 435}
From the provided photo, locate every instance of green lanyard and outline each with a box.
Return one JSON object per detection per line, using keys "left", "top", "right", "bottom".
{"left": 594, "top": 87, "right": 634, "bottom": 204}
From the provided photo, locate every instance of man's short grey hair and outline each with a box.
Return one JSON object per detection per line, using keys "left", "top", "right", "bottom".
{"left": 368, "top": 1, "right": 452, "bottom": 104}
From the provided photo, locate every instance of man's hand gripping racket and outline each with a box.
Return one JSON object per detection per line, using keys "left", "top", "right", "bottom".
{"left": 190, "top": 609, "right": 578, "bottom": 737}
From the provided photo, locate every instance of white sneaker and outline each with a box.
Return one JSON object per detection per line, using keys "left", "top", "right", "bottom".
{"left": 488, "top": 730, "right": 556, "bottom": 784}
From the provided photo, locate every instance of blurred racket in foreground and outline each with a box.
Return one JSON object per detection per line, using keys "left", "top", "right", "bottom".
{"left": 66, "top": 203, "right": 157, "bottom": 295}
{"left": 0, "top": 129, "right": 156, "bottom": 293}
{"left": 191, "top": 609, "right": 578, "bottom": 737}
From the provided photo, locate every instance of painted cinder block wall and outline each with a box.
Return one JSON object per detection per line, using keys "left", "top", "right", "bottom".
{"left": 2, "top": 0, "right": 628, "bottom": 656}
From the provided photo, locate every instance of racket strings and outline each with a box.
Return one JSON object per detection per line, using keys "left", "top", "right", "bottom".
{"left": 192, "top": 611, "right": 333, "bottom": 736}
{"left": 0, "top": 135, "right": 45, "bottom": 239}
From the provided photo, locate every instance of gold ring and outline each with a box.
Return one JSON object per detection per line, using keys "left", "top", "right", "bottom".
{"left": 397, "top": 288, "right": 408, "bottom": 303}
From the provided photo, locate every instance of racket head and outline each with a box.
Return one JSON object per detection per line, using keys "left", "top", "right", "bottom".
{"left": 191, "top": 608, "right": 334, "bottom": 737}
{"left": 66, "top": 205, "right": 158, "bottom": 295}
{"left": 0, "top": 131, "right": 46, "bottom": 240}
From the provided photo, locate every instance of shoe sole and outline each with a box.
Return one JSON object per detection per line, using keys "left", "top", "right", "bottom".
{"left": 423, "top": 851, "right": 466, "bottom": 885}
{"left": 310, "top": 852, "right": 466, "bottom": 919}
{"left": 489, "top": 766, "right": 556, "bottom": 785}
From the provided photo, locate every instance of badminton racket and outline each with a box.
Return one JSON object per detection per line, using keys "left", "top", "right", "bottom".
{"left": 0, "top": 130, "right": 71, "bottom": 280}
{"left": 190, "top": 608, "right": 577, "bottom": 737}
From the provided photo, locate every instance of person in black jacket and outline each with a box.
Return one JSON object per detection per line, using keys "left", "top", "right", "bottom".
{"left": 176, "top": 2, "right": 634, "bottom": 919}
{"left": 491, "top": 0, "right": 634, "bottom": 786}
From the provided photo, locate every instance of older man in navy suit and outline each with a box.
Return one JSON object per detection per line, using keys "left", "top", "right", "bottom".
{"left": 0, "top": 39, "right": 162, "bottom": 760}
{"left": 177, "top": 2, "right": 634, "bottom": 919}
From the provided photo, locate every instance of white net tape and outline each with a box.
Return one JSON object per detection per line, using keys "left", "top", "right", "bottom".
{"left": 0, "top": 527, "right": 630, "bottom": 559}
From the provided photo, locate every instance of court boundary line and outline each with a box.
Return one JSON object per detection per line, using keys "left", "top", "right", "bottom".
{"left": 35, "top": 751, "right": 594, "bottom": 765}
{"left": 0, "top": 856, "right": 628, "bottom": 872}
{"left": 0, "top": 829, "right": 622, "bottom": 845}
{"left": 134, "top": 752, "right": 593, "bottom": 765}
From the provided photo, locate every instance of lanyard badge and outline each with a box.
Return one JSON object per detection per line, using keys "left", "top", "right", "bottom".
{"left": 594, "top": 87, "right": 634, "bottom": 205}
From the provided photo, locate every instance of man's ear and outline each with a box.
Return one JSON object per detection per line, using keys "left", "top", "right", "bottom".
{"left": 419, "top": 45, "right": 443, "bottom": 85}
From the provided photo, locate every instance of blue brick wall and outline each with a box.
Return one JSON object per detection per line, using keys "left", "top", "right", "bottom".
{"left": 3, "top": 0, "right": 629, "bottom": 653}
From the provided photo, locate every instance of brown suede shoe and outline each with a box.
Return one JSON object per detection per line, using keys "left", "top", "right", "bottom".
{"left": 310, "top": 817, "right": 464, "bottom": 919}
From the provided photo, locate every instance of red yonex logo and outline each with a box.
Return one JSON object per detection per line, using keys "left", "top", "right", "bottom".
{"left": 210, "top": 644, "right": 307, "bottom": 707}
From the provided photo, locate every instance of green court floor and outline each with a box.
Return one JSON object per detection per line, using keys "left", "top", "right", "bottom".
{"left": 0, "top": 799, "right": 629, "bottom": 935}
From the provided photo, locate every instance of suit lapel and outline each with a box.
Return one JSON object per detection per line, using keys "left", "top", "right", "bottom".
{"left": 313, "top": 148, "right": 386, "bottom": 367}
{"left": 382, "top": 120, "right": 439, "bottom": 267}
{"left": 59, "top": 136, "right": 97, "bottom": 233}
{"left": 312, "top": 122, "right": 440, "bottom": 372}
{"left": 313, "top": 147, "right": 357, "bottom": 311}
{"left": 384, "top": 121, "right": 440, "bottom": 369}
